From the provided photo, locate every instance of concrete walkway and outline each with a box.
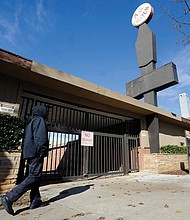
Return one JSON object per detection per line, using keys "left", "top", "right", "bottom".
{"left": 0, "top": 172, "right": 190, "bottom": 220}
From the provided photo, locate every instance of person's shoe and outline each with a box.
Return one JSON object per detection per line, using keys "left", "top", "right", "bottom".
{"left": 1, "top": 196, "right": 14, "bottom": 215}
{"left": 30, "top": 198, "right": 42, "bottom": 209}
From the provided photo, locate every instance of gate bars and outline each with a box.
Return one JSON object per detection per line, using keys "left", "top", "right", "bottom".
{"left": 42, "top": 132, "right": 139, "bottom": 180}
{"left": 19, "top": 94, "right": 140, "bottom": 181}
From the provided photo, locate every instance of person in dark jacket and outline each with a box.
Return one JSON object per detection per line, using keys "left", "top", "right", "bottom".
{"left": 1, "top": 106, "right": 49, "bottom": 215}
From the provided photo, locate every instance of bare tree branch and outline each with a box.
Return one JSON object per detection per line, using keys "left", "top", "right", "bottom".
{"left": 162, "top": 0, "right": 190, "bottom": 45}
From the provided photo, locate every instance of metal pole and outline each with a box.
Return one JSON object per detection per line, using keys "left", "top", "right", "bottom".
{"left": 83, "top": 146, "right": 89, "bottom": 177}
{"left": 186, "top": 135, "right": 190, "bottom": 174}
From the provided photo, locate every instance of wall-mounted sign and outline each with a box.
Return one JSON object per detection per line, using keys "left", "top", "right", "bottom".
{"left": 131, "top": 3, "right": 154, "bottom": 28}
{"left": 81, "top": 130, "right": 94, "bottom": 146}
{"left": 0, "top": 102, "right": 19, "bottom": 116}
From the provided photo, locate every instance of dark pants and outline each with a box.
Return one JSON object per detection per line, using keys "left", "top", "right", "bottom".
{"left": 6, "top": 157, "right": 43, "bottom": 204}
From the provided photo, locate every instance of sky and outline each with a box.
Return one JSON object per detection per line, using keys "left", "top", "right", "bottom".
{"left": 0, "top": 0, "right": 190, "bottom": 117}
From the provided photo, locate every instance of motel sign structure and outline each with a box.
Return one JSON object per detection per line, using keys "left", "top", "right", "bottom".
{"left": 126, "top": 3, "right": 179, "bottom": 153}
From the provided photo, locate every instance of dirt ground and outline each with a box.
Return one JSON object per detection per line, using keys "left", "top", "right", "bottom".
{"left": 161, "top": 169, "right": 189, "bottom": 175}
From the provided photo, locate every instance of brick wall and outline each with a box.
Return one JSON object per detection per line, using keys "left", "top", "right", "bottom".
{"left": 0, "top": 151, "right": 21, "bottom": 195}
{"left": 138, "top": 148, "right": 150, "bottom": 171}
{"left": 143, "top": 153, "right": 188, "bottom": 173}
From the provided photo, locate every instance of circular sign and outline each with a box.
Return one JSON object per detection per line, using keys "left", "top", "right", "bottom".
{"left": 131, "top": 3, "right": 154, "bottom": 28}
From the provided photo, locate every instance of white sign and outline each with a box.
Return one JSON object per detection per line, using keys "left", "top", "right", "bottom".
{"left": 0, "top": 102, "right": 17, "bottom": 115}
{"left": 81, "top": 131, "right": 94, "bottom": 146}
{"left": 131, "top": 3, "right": 154, "bottom": 28}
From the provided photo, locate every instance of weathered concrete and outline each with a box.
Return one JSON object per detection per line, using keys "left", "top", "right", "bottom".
{"left": 1, "top": 172, "right": 190, "bottom": 220}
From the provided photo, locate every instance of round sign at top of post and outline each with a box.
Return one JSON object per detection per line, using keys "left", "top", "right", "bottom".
{"left": 131, "top": 3, "right": 154, "bottom": 28}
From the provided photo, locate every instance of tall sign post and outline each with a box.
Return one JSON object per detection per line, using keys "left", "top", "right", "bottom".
{"left": 126, "top": 3, "right": 179, "bottom": 153}
{"left": 81, "top": 131, "right": 94, "bottom": 177}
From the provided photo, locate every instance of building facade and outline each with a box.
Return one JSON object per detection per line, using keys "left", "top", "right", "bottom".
{"left": 179, "top": 93, "right": 190, "bottom": 118}
{"left": 0, "top": 49, "right": 190, "bottom": 180}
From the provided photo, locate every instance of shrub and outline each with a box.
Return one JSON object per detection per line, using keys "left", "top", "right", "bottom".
{"left": 0, "top": 113, "right": 24, "bottom": 151}
{"left": 160, "top": 145, "right": 187, "bottom": 154}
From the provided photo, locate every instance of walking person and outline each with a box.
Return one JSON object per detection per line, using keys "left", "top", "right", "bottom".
{"left": 1, "top": 105, "right": 49, "bottom": 215}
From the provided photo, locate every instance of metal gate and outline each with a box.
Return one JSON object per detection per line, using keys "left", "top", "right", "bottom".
{"left": 18, "top": 92, "right": 139, "bottom": 182}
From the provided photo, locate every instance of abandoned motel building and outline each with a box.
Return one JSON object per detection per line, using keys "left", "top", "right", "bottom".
{"left": 1, "top": 48, "right": 190, "bottom": 182}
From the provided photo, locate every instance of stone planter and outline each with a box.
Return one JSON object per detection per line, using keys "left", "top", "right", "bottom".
{"left": 143, "top": 153, "right": 188, "bottom": 173}
{"left": 0, "top": 150, "right": 21, "bottom": 195}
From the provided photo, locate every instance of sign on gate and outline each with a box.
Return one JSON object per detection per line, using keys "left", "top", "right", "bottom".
{"left": 81, "top": 130, "right": 94, "bottom": 146}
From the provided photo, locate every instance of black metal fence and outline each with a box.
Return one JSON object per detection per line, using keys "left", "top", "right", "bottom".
{"left": 42, "top": 132, "right": 126, "bottom": 179}
{"left": 19, "top": 93, "right": 140, "bottom": 182}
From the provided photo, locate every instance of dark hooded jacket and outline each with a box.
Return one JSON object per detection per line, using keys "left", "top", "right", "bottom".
{"left": 23, "top": 106, "right": 49, "bottom": 159}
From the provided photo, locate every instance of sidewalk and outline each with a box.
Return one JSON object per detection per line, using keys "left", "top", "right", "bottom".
{"left": 0, "top": 172, "right": 190, "bottom": 220}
